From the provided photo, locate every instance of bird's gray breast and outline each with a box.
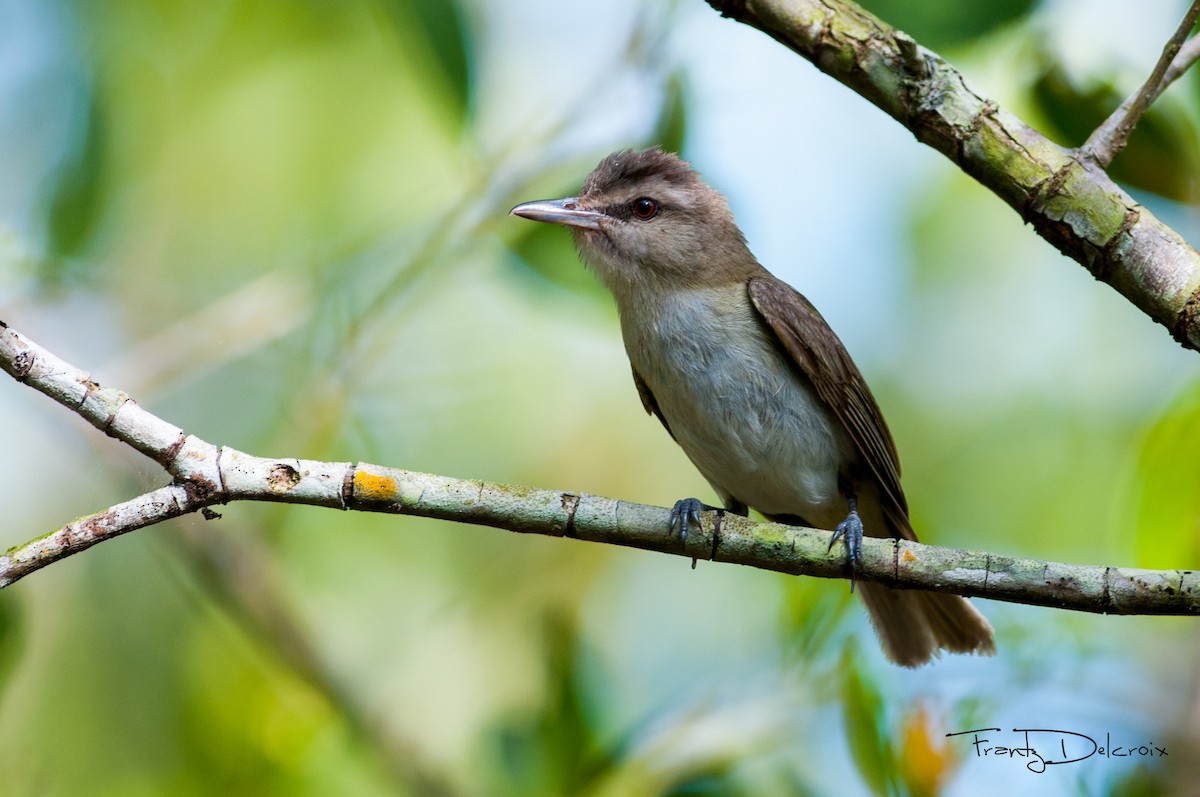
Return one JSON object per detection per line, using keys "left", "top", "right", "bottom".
{"left": 620, "top": 286, "right": 850, "bottom": 517}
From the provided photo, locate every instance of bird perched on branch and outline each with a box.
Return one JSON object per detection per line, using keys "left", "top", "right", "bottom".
{"left": 511, "top": 148, "right": 994, "bottom": 666}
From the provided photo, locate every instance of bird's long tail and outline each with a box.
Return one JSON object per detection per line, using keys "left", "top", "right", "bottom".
{"left": 856, "top": 583, "right": 995, "bottom": 668}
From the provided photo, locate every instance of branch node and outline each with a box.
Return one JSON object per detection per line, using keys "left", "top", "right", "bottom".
{"left": 561, "top": 492, "right": 580, "bottom": 538}
{"left": 711, "top": 509, "right": 724, "bottom": 562}
{"left": 891, "top": 538, "right": 901, "bottom": 586}
{"left": 164, "top": 442, "right": 188, "bottom": 477}
{"left": 1081, "top": 1, "right": 1200, "bottom": 166}
{"left": 267, "top": 463, "right": 302, "bottom": 494}
{"left": 706, "top": 0, "right": 747, "bottom": 21}
{"left": 77, "top": 377, "right": 99, "bottom": 410}
{"left": 1096, "top": 206, "right": 1140, "bottom": 281}
{"left": 11, "top": 348, "right": 33, "bottom": 381}
{"left": 181, "top": 475, "right": 219, "bottom": 505}
{"left": 213, "top": 445, "right": 228, "bottom": 498}
{"left": 1172, "top": 284, "right": 1200, "bottom": 345}
{"left": 341, "top": 465, "right": 356, "bottom": 510}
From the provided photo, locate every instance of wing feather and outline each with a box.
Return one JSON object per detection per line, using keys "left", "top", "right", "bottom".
{"left": 632, "top": 366, "right": 676, "bottom": 441}
{"left": 747, "top": 276, "right": 912, "bottom": 537}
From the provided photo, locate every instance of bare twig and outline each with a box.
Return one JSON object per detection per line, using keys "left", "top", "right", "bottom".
{"left": 1163, "top": 29, "right": 1200, "bottom": 88}
{"left": 3, "top": 320, "right": 1199, "bottom": 615}
{"left": 1082, "top": 1, "right": 1200, "bottom": 166}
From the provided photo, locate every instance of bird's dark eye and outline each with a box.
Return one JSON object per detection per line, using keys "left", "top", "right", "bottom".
{"left": 631, "top": 197, "right": 659, "bottom": 220}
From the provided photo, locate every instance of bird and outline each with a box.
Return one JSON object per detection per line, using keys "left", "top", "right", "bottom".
{"left": 510, "top": 147, "right": 994, "bottom": 667}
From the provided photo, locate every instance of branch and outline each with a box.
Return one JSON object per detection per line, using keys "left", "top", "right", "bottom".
{"left": 704, "top": 0, "right": 1200, "bottom": 352}
{"left": 1162, "top": 32, "right": 1200, "bottom": 93}
{"left": 1082, "top": 1, "right": 1200, "bottom": 166}
{"left": 2, "top": 321, "right": 1197, "bottom": 615}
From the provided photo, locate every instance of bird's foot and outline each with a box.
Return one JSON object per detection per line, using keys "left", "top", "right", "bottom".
{"left": 669, "top": 497, "right": 717, "bottom": 548}
{"left": 828, "top": 500, "right": 863, "bottom": 591}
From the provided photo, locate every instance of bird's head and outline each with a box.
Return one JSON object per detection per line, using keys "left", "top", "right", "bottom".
{"left": 510, "top": 148, "right": 755, "bottom": 297}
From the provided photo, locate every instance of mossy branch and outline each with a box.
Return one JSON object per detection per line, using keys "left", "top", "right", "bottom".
{"left": 2, "top": 321, "right": 1196, "bottom": 614}
{"left": 705, "top": 0, "right": 1200, "bottom": 351}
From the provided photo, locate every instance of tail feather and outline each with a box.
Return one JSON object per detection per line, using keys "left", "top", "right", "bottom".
{"left": 857, "top": 582, "right": 995, "bottom": 668}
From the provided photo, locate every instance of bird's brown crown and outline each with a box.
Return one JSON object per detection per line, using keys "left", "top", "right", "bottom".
{"left": 580, "top": 148, "right": 699, "bottom": 200}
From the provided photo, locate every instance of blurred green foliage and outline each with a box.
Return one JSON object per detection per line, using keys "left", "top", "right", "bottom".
{"left": 841, "top": 644, "right": 894, "bottom": 796}
{"left": 488, "top": 615, "right": 615, "bottom": 796}
{"left": 1133, "top": 380, "right": 1200, "bottom": 569}
{"left": 3, "top": 0, "right": 1200, "bottom": 795}
{"left": 654, "top": 71, "right": 690, "bottom": 156}
{"left": 0, "top": 593, "right": 23, "bottom": 696}
{"left": 44, "top": 88, "right": 108, "bottom": 275}
{"left": 375, "top": 0, "right": 474, "bottom": 126}
{"left": 858, "top": 0, "right": 1036, "bottom": 49}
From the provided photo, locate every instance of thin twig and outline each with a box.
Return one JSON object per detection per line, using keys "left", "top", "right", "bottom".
{"left": 3, "top": 320, "right": 1199, "bottom": 615}
{"left": 1164, "top": 29, "right": 1200, "bottom": 87}
{"left": 1082, "top": 1, "right": 1200, "bottom": 166}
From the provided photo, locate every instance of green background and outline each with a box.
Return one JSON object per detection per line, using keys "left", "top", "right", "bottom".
{"left": 2, "top": 1, "right": 1199, "bottom": 794}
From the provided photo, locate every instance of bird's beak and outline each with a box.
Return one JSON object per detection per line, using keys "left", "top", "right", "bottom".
{"left": 510, "top": 197, "right": 606, "bottom": 231}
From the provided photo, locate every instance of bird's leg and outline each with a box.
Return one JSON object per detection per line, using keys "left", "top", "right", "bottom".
{"left": 669, "top": 496, "right": 745, "bottom": 548}
{"left": 669, "top": 498, "right": 712, "bottom": 547}
{"left": 828, "top": 496, "right": 864, "bottom": 589}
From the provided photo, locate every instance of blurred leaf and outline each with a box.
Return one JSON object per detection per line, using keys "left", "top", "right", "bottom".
{"left": 1132, "top": 379, "right": 1200, "bottom": 568}
{"left": 780, "top": 577, "right": 851, "bottom": 668}
{"left": 1030, "top": 63, "right": 1117, "bottom": 145}
{"left": 1103, "top": 763, "right": 1173, "bottom": 796}
{"left": 178, "top": 618, "right": 346, "bottom": 796}
{"left": 489, "top": 613, "right": 613, "bottom": 796}
{"left": 654, "top": 71, "right": 689, "bottom": 155}
{"left": 375, "top": 0, "right": 472, "bottom": 126}
{"left": 42, "top": 86, "right": 108, "bottom": 281}
{"left": 663, "top": 774, "right": 752, "bottom": 797}
{"left": 409, "top": 0, "right": 471, "bottom": 116}
{"left": 839, "top": 643, "right": 894, "bottom": 797}
{"left": 856, "top": 0, "right": 1035, "bottom": 50}
{"left": 897, "top": 702, "right": 956, "bottom": 797}
{"left": 0, "top": 593, "right": 24, "bottom": 694}
{"left": 1032, "top": 62, "right": 1200, "bottom": 202}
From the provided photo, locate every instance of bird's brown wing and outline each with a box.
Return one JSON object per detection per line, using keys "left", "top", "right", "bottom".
{"left": 747, "top": 275, "right": 913, "bottom": 540}
{"left": 632, "top": 366, "right": 676, "bottom": 441}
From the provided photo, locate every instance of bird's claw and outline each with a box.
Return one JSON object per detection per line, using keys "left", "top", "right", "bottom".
{"left": 669, "top": 497, "right": 706, "bottom": 548}
{"left": 829, "top": 505, "right": 864, "bottom": 591}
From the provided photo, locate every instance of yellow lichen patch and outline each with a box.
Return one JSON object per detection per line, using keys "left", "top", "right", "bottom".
{"left": 354, "top": 470, "right": 398, "bottom": 502}
{"left": 901, "top": 548, "right": 918, "bottom": 563}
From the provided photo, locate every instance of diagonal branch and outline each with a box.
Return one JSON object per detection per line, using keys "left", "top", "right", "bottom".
{"left": 3, "top": 320, "right": 1198, "bottom": 615}
{"left": 704, "top": 0, "right": 1200, "bottom": 352}
{"left": 0, "top": 317, "right": 464, "bottom": 795}
{"left": 1082, "top": 1, "right": 1200, "bottom": 167}
{"left": 1162, "top": 32, "right": 1200, "bottom": 91}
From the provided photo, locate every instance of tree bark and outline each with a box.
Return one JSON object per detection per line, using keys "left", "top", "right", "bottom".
{"left": 705, "top": 0, "right": 1200, "bottom": 350}
{"left": 3, "top": 321, "right": 1197, "bottom": 615}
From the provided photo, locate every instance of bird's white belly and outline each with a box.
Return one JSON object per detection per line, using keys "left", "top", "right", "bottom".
{"left": 623, "top": 288, "right": 850, "bottom": 519}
